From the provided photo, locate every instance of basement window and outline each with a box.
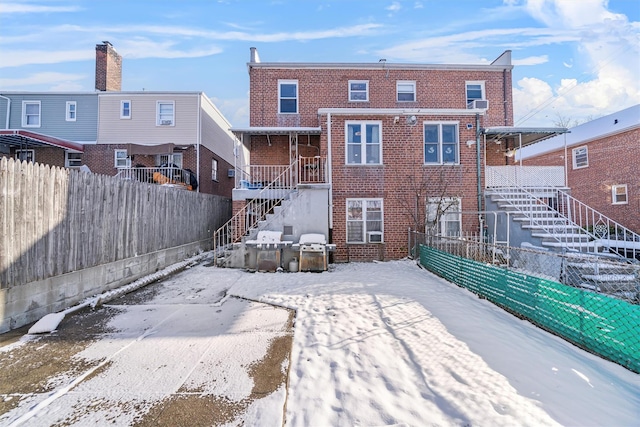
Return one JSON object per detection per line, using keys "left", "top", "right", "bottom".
{"left": 612, "top": 184, "right": 628, "bottom": 205}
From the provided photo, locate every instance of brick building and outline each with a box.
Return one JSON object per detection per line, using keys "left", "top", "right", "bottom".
{"left": 518, "top": 104, "right": 640, "bottom": 235}
{"left": 228, "top": 48, "right": 528, "bottom": 263}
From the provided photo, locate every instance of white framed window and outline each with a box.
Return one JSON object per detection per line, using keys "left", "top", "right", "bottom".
{"left": 212, "top": 158, "right": 218, "bottom": 181}
{"left": 349, "top": 80, "right": 369, "bottom": 102}
{"left": 15, "top": 149, "right": 34, "bottom": 163}
{"left": 397, "top": 81, "right": 416, "bottom": 102}
{"left": 157, "top": 101, "right": 175, "bottom": 126}
{"left": 466, "top": 81, "right": 485, "bottom": 108}
{"left": 424, "top": 122, "right": 459, "bottom": 164}
{"left": 22, "top": 101, "right": 41, "bottom": 127}
{"left": 346, "top": 198, "right": 383, "bottom": 243}
{"left": 278, "top": 80, "right": 298, "bottom": 114}
{"left": 157, "top": 153, "right": 183, "bottom": 168}
{"left": 612, "top": 184, "right": 628, "bottom": 205}
{"left": 120, "top": 100, "right": 131, "bottom": 119}
{"left": 114, "top": 149, "right": 131, "bottom": 168}
{"left": 65, "top": 152, "right": 82, "bottom": 168}
{"left": 427, "top": 197, "right": 461, "bottom": 236}
{"left": 66, "top": 101, "right": 77, "bottom": 121}
{"left": 346, "top": 121, "right": 382, "bottom": 165}
{"left": 572, "top": 146, "right": 588, "bottom": 169}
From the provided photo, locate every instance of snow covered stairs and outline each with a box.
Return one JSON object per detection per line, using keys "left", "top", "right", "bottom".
{"left": 487, "top": 187, "right": 601, "bottom": 253}
{"left": 563, "top": 254, "right": 640, "bottom": 300}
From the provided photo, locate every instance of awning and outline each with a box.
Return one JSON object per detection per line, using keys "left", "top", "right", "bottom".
{"left": 482, "top": 126, "right": 569, "bottom": 147}
{"left": 127, "top": 143, "right": 176, "bottom": 155}
{"left": 0, "top": 129, "right": 84, "bottom": 152}
{"left": 230, "top": 126, "right": 322, "bottom": 137}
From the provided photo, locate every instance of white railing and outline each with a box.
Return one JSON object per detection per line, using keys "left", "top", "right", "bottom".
{"left": 116, "top": 166, "right": 197, "bottom": 190}
{"left": 488, "top": 168, "right": 639, "bottom": 260}
{"left": 486, "top": 166, "right": 565, "bottom": 188}
{"left": 234, "top": 156, "right": 327, "bottom": 189}
{"left": 214, "top": 161, "right": 298, "bottom": 266}
{"left": 299, "top": 156, "right": 327, "bottom": 184}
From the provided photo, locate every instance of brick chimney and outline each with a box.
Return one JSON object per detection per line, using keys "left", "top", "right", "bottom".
{"left": 95, "top": 41, "right": 122, "bottom": 91}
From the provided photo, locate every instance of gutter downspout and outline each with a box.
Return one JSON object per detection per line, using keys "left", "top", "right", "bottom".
{"left": 476, "top": 113, "right": 482, "bottom": 230}
{"left": 196, "top": 94, "right": 201, "bottom": 193}
{"left": 327, "top": 112, "right": 333, "bottom": 229}
{"left": 0, "top": 94, "right": 11, "bottom": 129}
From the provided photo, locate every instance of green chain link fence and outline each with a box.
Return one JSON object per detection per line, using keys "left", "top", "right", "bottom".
{"left": 413, "top": 232, "right": 640, "bottom": 373}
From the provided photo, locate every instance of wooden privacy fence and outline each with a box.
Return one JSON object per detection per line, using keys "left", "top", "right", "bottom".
{"left": 0, "top": 158, "right": 231, "bottom": 288}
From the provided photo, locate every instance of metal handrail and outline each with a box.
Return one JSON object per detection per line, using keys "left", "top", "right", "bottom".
{"left": 213, "top": 160, "right": 299, "bottom": 266}
{"left": 116, "top": 166, "right": 197, "bottom": 190}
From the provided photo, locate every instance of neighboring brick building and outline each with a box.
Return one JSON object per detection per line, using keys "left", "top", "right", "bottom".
{"left": 231, "top": 48, "right": 519, "bottom": 262}
{"left": 518, "top": 104, "right": 640, "bottom": 234}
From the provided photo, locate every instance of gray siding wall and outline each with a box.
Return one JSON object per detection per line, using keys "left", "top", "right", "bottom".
{"left": 0, "top": 93, "right": 98, "bottom": 141}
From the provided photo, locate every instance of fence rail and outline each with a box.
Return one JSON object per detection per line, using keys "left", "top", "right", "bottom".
{"left": 411, "top": 230, "right": 640, "bottom": 373}
{"left": 0, "top": 157, "right": 231, "bottom": 288}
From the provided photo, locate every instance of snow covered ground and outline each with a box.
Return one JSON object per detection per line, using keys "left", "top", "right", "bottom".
{"left": 3, "top": 256, "right": 639, "bottom": 426}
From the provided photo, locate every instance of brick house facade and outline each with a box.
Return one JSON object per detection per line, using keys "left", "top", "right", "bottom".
{"left": 237, "top": 48, "right": 515, "bottom": 262}
{"left": 519, "top": 105, "right": 640, "bottom": 234}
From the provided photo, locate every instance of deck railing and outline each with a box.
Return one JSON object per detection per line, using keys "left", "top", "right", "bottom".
{"left": 486, "top": 165, "right": 565, "bottom": 188}
{"left": 116, "top": 166, "right": 196, "bottom": 190}
{"left": 234, "top": 156, "right": 327, "bottom": 189}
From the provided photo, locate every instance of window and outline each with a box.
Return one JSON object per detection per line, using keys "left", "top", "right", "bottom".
{"left": 212, "top": 159, "right": 218, "bottom": 181}
{"left": 349, "top": 80, "right": 369, "bottom": 102}
{"left": 15, "top": 149, "right": 34, "bottom": 163}
{"left": 346, "top": 121, "right": 381, "bottom": 165}
{"left": 572, "top": 146, "right": 588, "bottom": 169}
{"left": 612, "top": 185, "right": 628, "bottom": 205}
{"left": 65, "top": 152, "right": 82, "bottom": 168}
{"left": 121, "top": 100, "right": 131, "bottom": 119}
{"left": 397, "top": 81, "right": 416, "bottom": 102}
{"left": 466, "top": 81, "right": 485, "bottom": 108}
{"left": 66, "top": 101, "right": 77, "bottom": 121}
{"left": 424, "top": 122, "right": 459, "bottom": 164}
{"left": 114, "top": 149, "right": 131, "bottom": 168}
{"left": 157, "top": 101, "right": 175, "bottom": 126}
{"left": 22, "top": 101, "right": 41, "bottom": 127}
{"left": 278, "top": 80, "right": 298, "bottom": 113}
{"left": 157, "top": 153, "right": 183, "bottom": 168}
{"left": 346, "top": 199, "right": 383, "bottom": 243}
{"left": 427, "top": 197, "right": 461, "bottom": 236}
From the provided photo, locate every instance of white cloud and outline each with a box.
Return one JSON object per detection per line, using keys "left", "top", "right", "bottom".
{"left": 0, "top": 49, "right": 92, "bottom": 67}
{"left": 512, "top": 55, "right": 548, "bottom": 66}
{"left": 0, "top": 3, "right": 81, "bottom": 13}
{"left": 0, "top": 72, "right": 85, "bottom": 89}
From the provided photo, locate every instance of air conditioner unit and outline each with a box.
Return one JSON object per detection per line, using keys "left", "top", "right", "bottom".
{"left": 367, "top": 231, "right": 383, "bottom": 243}
{"left": 227, "top": 168, "right": 235, "bottom": 178}
{"left": 160, "top": 120, "right": 173, "bottom": 125}
{"left": 469, "top": 99, "right": 489, "bottom": 110}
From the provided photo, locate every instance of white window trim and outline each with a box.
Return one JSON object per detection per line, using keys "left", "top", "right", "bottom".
{"left": 612, "top": 184, "right": 628, "bottom": 205}
{"left": 120, "top": 100, "right": 131, "bottom": 119}
{"left": 22, "top": 100, "right": 41, "bottom": 128}
{"left": 157, "top": 153, "right": 183, "bottom": 168}
{"left": 65, "top": 152, "right": 82, "bottom": 168}
{"left": 396, "top": 80, "right": 416, "bottom": 102}
{"left": 66, "top": 101, "right": 77, "bottom": 122}
{"left": 348, "top": 80, "right": 369, "bottom": 102}
{"left": 114, "top": 149, "right": 131, "bottom": 168}
{"left": 465, "top": 81, "right": 485, "bottom": 108}
{"left": 278, "top": 79, "right": 298, "bottom": 114}
{"left": 572, "top": 146, "right": 588, "bottom": 169}
{"left": 212, "top": 158, "right": 218, "bottom": 181}
{"left": 346, "top": 198, "right": 384, "bottom": 244}
{"left": 156, "top": 101, "right": 175, "bottom": 126}
{"left": 427, "top": 197, "right": 462, "bottom": 236}
{"left": 345, "top": 120, "right": 383, "bottom": 165}
{"left": 15, "top": 149, "right": 35, "bottom": 163}
{"left": 423, "top": 121, "right": 460, "bottom": 165}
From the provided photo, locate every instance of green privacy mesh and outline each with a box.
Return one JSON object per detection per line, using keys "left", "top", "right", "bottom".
{"left": 419, "top": 245, "right": 640, "bottom": 373}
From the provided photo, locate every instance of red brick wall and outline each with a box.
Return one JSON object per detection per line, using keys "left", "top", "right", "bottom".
{"left": 6, "top": 147, "right": 66, "bottom": 168}
{"left": 522, "top": 127, "right": 640, "bottom": 234}
{"left": 248, "top": 65, "right": 513, "bottom": 261}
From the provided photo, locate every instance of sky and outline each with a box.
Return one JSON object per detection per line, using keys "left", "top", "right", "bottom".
{"left": 3, "top": 256, "right": 639, "bottom": 426}
{"left": 0, "top": 0, "right": 638, "bottom": 128}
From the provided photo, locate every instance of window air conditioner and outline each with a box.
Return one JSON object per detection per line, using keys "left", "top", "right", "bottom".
{"left": 367, "top": 231, "right": 383, "bottom": 243}
{"left": 469, "top": 99, "right": 489, "bottom": 110}
{"left": 160, "top": 120, "right": 173, "bottom": 125}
